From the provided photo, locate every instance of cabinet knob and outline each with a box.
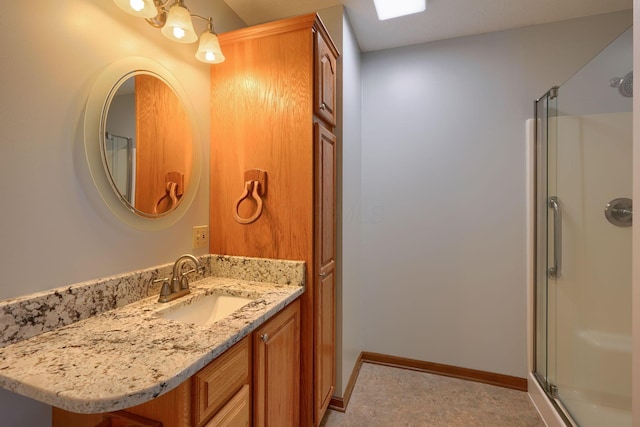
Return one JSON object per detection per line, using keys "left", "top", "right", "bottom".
{"left": 319, "top": 272, "right": 327, "bottom": 278}
{"left": 320, "top": 102, "right": 327, "bottom": 111}
{"left": 261, "top": 333, "right": 269, "bottom": 342}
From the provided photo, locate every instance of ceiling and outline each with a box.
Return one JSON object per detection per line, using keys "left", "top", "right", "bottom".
{"left": 222, "top": 0, "right": 632, "bottom": 52}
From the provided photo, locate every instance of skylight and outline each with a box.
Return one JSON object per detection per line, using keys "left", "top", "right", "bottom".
{"left": 373, "top": 0, "right": 426, "bottom": 21}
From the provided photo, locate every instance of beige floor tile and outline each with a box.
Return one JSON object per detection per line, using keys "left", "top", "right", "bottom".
{"left": 321, "top": 362, "right": 545, "bottom": 427}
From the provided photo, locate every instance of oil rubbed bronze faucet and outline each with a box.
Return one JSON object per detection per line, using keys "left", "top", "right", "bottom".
{"left": 156, "top": 254, "right": 205, "bottom": 303}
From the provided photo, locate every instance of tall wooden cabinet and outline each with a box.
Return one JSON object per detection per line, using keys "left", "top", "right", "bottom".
{"left": 209, "top": 14, "right": 339, "bottom": 426}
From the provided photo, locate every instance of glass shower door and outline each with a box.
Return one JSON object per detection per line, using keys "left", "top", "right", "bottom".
{"left": 535, "top": 26, "right": 632, "bottom": 427}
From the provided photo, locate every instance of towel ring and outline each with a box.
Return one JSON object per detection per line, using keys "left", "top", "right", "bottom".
{"left": 154, "top": 181, "right": 179, "bottom": 214}
{"left": 233, "top": 180, "right": 264, "bottom": 224}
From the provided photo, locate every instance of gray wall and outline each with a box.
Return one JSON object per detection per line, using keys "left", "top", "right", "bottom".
{"left": 337, "top": 10, "right": 365, "bottom": 398}
{"left": 359, "top": 11, "right": 631, "bottom": 378}
{"left": 0, "top": 1, "right": 245, "bottom": 425}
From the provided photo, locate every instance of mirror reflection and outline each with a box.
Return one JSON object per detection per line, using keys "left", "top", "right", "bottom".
{"left": 102, "top": 72, "right": 193, "bottom": 217}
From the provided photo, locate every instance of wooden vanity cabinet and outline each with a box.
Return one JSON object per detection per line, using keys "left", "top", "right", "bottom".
{"left": 210, "top": 13, "right": 339, "bottom": 426}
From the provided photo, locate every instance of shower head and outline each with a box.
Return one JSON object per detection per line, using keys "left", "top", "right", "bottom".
{"left": 609, "top": 71, "right": 633, "bottom": 97}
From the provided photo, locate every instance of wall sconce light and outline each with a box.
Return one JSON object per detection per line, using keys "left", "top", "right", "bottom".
{"left": 195, "top": 18, "right": 226, "bottom": 64}
{"left": 113, "top": 0, "right": 225, "bottom": 64}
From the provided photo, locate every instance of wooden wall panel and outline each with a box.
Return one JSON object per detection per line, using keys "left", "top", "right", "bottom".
{"left": 135, "top": 74, "right": 192, "bottom": 214}
{"left": 209, "top": 30, "right": 314, "bottom": 261}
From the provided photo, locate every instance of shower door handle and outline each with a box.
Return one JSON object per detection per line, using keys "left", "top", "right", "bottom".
{"left": 548, "top": 196, "right": 561, "bottom": 278}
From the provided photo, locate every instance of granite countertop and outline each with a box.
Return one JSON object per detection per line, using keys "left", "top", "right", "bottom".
{"left": 0, "top": 256, "right": 304, "bottom": 414}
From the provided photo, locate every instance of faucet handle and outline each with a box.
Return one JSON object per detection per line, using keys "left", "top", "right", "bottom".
{"left": 153, "top": 278, "right": 171, "bottom": 300}
{"left": 195, "top": 264, "right": 206, "bottom": 275}
{"left": 152, "top": 277, "right": 169, "bottom": 286}
{"left": 180, "top": 265, "right": 206, "bottom": 278}
{"left": 179, "top": 275, "right": 190, "bottom": 291}
{"left": 180, "top": 267, "right": 197, "bottom": 277}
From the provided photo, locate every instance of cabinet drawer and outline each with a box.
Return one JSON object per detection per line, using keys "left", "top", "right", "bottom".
{"left": 204, "top": 384, "right": 250, "bottom": 427}
{"left": 193, "top": 337, "right": 250, "bottom": 427}
{"left": 98, "top": 411, "right": 163, "bottom": 427}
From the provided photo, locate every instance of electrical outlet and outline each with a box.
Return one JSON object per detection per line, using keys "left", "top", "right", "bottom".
{"left": 192, "top": 225, "right": 209, "bottom": 249}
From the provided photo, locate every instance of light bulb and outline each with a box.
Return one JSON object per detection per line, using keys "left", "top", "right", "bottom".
{"left": 113, "top": 0, "right": 158, "bottom": 19}
{"left": 130, "top": 0, "right": 145, "bottom": 12}
{"left": 173, "top": 26, "right": 186, "bottom": 39}
{"left": 205, "top": 51, "right": 215, "bottom": 62}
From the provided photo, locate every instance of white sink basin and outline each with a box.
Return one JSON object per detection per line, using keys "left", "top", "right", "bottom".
{"left": 158, "top": 294, "right": 255, "bottom": 326}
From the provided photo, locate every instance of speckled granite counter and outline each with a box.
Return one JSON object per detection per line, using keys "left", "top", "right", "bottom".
{"left": 0, "top": 255, "right": 304, "bottom": 414}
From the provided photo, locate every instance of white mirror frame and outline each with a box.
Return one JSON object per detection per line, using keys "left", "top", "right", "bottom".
{"left": 84, "top": 56, "right": 201, "bottom": 230}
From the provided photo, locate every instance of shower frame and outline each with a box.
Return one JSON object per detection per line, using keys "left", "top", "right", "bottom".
{"left": 532, "top": 86, "right": 576, "bottom": 427}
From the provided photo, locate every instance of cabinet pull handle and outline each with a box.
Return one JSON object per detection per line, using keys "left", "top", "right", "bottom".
{"left": 319, "top": 272, "right": 327, "bottom": 278}
{"left": 261, "top": 333, "right": 269, "bottom": 342}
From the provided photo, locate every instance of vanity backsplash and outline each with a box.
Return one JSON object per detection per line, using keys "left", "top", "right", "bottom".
{"left": 0, "top": 255, "right": 305, "bottom": 348}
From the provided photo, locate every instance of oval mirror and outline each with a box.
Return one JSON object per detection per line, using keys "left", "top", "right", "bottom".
{"left": 102, "top": 72, "right": 192, "bottom": 217}
{"left": 84, "top": 57, "right": 201, "bottom": 230}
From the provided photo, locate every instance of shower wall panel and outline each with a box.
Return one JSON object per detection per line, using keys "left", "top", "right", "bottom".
{"left": 553, "top": 112, "right": 632, "bottom": 423}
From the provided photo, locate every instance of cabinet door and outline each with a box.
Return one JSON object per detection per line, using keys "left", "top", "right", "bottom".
{"left": 253, "top": 300, "right": 301, "bottom": 427}
{"left": 314, "top": 122, "right": 336, "bottom": 425}
{"left": 315, "top": 31, "right": 337, "bottom": 127}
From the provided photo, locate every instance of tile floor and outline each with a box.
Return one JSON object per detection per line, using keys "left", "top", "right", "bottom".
{"left": 321, "top": 362, "right": 545, "bottom": 427}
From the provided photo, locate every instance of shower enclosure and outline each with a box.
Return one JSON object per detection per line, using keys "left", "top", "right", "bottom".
{"left": 533, "top": 27, "right": 632, "bottom": 426}
{"left": 105, "top": 132, "right": 136, "bottom": 205}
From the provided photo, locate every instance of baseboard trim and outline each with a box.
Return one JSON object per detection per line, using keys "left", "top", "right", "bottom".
{"left": 328, "top": 353, "right": 363, "bottom": 412}
{"left": 361, "top": 352, "right": 528, "bottom": 392}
